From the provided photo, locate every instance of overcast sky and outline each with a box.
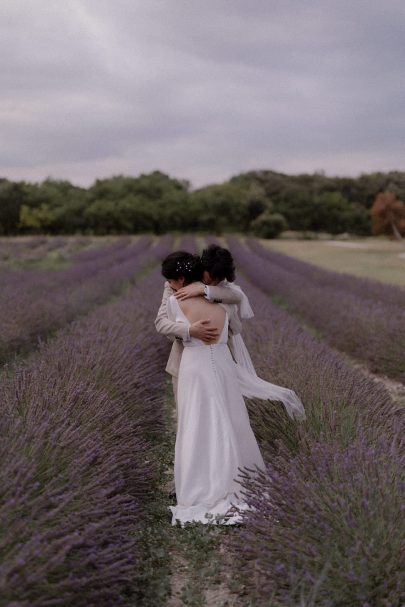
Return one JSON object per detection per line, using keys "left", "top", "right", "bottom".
{"left": 1, "top": 0, "right": 404, "bottom": 188}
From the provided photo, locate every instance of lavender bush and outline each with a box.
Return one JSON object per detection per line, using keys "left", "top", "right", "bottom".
{"left": 229, "top": 238, "right": 405, "bottom": 382}
{"left": 70, "top": 237, "right": 131, "bottom": 263}
{"left": 233, "top": 271, "right": 403, "bottom": 457}
{"left": 1, "top": 238, "right": 139, "bottom": 295}
{"left": 177, "top": 234, "right": 198, "bottom": 254}
{"left": 0, "top": 262, "right": 172, "bottom": 605}
{"left": 218, "top": 250, "right": 405, "bottom": 605}
{"left": 249, "top": 238, "right": 405, "bottom": 309}
{"left": 0, "top": 237, "right": 166, "bottom": 364}
{"left": 0, "top": 235, "right": 96, "bottom": 268}
{"left": 233, "top": 437, "right": 404, "bottom": 606}
{"left": 0, "top": 237, "right": 49, "bottom": 263}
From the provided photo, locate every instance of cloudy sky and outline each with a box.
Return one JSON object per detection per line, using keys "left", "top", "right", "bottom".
{"left": 1, "top": 0, "right": 405, "bottom": 188}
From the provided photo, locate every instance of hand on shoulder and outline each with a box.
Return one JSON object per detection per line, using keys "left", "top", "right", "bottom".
{"left": 175, "top": 282, "right": 205, "bottom": 301}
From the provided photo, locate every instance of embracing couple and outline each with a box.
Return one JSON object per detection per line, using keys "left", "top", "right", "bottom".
{"left": 155, "top": 244, "right": 306, "bottom": 527}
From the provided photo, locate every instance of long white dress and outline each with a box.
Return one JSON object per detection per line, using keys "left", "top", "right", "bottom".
{"left": 167, "top": 295, "right": 306, "bottom": 527}
{"left": 167, "top": 295, "right": 266, "bottom": 526}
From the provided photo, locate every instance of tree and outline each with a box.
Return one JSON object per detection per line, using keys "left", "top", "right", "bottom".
{"left": 190, "top": 184, "right": 247, "bottom": 233}
{"left": 19, "top": 203, "right": 58, "bottom": 233}
{"left": 340, "top": 203, "right": 370, "bottom": 236}
{"left": 310, "top": 192, "right": 356, "bottom": 234}
{"left": 250, "top": 212, "right": 288, "bottom": 238}
{"left": 83, "top": 199, "right": 124, "bottom": 234}
{"left": 4, "top": 169, "right": 405, "bottom": 236}
{"left": 0, "top": 180, "right": 27, "bottom": 234}
{"left": 370, "top": 192, "right": 405, "bottom": 240}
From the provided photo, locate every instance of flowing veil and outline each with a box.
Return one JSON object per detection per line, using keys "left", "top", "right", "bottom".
{"left": 225, "top": 282, "right": 306, "bottom": 422}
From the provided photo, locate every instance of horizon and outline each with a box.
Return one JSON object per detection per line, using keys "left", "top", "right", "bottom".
{"left": 3, "top": 164, "right": 405, "bottom": 191}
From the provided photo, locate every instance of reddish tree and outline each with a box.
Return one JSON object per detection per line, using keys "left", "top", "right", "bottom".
{"left": 370, "top": 191, "right": 405, "bottom": 240}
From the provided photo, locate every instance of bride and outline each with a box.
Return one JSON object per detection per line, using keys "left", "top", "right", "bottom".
{"left": 162, "top": 252, "right": 306, "bottom": 527}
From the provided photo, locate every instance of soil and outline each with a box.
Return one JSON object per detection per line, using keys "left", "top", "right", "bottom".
{"left": 343, "top": 354, "right": 405, "bottom": 408}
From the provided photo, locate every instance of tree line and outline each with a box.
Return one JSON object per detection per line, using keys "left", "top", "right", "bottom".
{"left": 1, "top": 169, "right": 405, "bottom": 238}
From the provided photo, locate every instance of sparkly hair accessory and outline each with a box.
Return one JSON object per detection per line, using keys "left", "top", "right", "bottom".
{"left": 176, "top": 259, "right": 193, "bottom": 274}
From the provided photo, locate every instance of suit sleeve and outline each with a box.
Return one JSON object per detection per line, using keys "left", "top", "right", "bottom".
{"left": 204, "top": 284, "right": 243, "bottom": 304}
{"left": 154, "top": 283, "right": 190, "bottom": 342}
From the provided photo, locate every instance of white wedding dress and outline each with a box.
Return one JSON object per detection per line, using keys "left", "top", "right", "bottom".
{"left": 167, "top": 295, "right": 306, "bottom": 527}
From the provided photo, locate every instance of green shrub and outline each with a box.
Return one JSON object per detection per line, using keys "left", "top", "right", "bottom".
{"left": 250, "top": 212, "right": 288, "bottom": 238}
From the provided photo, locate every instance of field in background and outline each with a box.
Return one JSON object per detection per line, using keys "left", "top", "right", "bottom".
{"left": 1, "top": 234, "right": 404, "bottom": 606}
{"left": 259, "top": 236, "right": 405, "bottom": 286}
{"left": 0, "top": 234, "right": 144, "bottom": 270}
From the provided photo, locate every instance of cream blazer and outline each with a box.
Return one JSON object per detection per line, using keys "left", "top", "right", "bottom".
{"left": 154, "top": 281, "right": 243, "bottom": 377}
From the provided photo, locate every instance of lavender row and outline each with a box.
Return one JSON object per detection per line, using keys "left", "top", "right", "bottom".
{"left": 0, "top": 236, "right": 51, "bottom": 262}
{"left": 0, "top": 237, "right": 142, "bottom": 293}
{"left": 249, "top": 237, "right": 405, "bottom": 308}
{"left": 0, "top": 237, "right": 167, "bottom": 364}
{"left": 0, "top": 265, "right": 172, "bottom": 605}
{"left": 229, "top": 238, "right": 405, "bottom": 382}
{"left": 232, "top": 437, "right": 404, "bottom": 606}
{"left": 0, "top": 235, "right": 92, "bottom": 268}
{"left": 177, "top": 234, "right": 198, "bottom": 254}
{"left": 222, "top": 272, "right": 404, "bottom": 605}
{"left": 71, "top": 236, "right": 132, "bottom": 263}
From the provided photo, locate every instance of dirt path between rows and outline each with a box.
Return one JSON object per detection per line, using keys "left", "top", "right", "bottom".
{"left": 341, "top": 353, "right": 405, "bottom": 407}
{"left": 274, "top": 307, "right": 405, "bottom": 409}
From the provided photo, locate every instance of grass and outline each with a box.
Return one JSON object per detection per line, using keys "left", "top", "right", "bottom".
{"left": 259, "top": 236, "right": 405, "bottom": 286}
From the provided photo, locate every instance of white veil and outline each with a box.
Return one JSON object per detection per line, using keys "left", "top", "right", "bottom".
{"left": 236, "top": 364, "right": 306, "bottom": 421}
{"left": 226, "top": 282, "right": 306, "bottom": 422}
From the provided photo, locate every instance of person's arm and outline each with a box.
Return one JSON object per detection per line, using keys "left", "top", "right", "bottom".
{"left": 155, "top": 283, "right": 190, "bottom": 342}
{"left": 175, "top": 282, "right": 243, "bottom": 304}
{"left": 209, "top": 283, "right": 254, "bottom": 319}
{"left": 203, "top": 284, "right": 243, "bottom": 304}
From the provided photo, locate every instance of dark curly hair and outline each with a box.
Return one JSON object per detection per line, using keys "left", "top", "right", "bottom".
{"left": 161, "top": 251, "right": 203, "bottom": 284}
{"left": 200, "top": 244, "right": 235, "bottom": 283}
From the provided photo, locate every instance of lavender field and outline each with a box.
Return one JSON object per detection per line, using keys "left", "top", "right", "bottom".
{"left": 0, "top": 235, "right": 404, "bottom": 606}
{"left": 234, "top": 238, "right": 405, "bottom": 382}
